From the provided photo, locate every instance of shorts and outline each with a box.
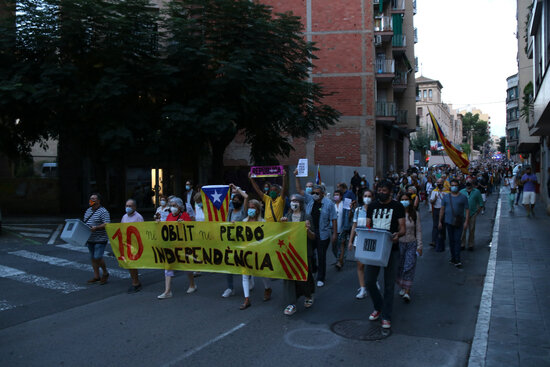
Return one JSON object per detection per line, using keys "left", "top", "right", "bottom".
{"left": 522, "top": 191, "right": 536, "bottom": 205}
{"left": 481, "top": 193, "right": 487, "bottom": 202}
{"left": 338, "top": 231, "right": 350, "bottom": 244}
{"left": 87, "top": 242, "right": 107, "bottom": 260}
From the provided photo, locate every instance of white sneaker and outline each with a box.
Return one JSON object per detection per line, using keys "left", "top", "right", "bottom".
{"left": 398, "top": 289, "right": 406, "bottom": 297}
{"left": 221, "top": 288, "right": 235, "bottom": 298}
{"left": 316, "top": 281, "right": 325, "bottom": 287}
{"left": 186, "top": 286, "right": 197, "bottom": 294}
{"left": 249, "top": 277, "right": 255, "bottom": 290}
{"left": 356, "top": 287, "right": 367, "bottom": 299}
{"left": 157, "top": 291, "right": 172, "bottom": 299}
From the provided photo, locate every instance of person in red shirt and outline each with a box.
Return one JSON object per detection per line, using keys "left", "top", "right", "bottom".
{"left": 157, "top": 197, "right": 196, "bottom": 299}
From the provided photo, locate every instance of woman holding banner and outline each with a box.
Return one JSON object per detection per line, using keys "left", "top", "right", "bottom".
{"left": 280, "top": 194, "right": 316, "bottom": 315}
{"left": 157, "top": 197, "right": 197, "bottom": 299}
{"left": 240, "top": 199, "right": 271, "bottom": 310}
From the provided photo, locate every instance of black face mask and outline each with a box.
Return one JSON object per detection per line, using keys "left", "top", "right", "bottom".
{"left": 377, "top": 192, "right": 390, "bottom": 202}
{"left": 233, "top": 201, "right": 242, "bottom": 209}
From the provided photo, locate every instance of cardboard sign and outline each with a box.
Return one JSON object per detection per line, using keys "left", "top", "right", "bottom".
{"left": 250, "top": 165, "right": 284, "bottom": 178}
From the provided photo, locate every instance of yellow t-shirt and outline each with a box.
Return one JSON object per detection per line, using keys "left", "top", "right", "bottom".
{"left": 443, "top": 180, "right": 451, "bottom": 193}
{"left": 263, "top": 194, "right": 284, "bottom": 222}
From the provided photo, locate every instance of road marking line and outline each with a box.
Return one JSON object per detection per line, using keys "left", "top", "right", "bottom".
{"left": 9, "top": 250, "right": 130, "bottom": 279}
{"left": 47, "top": 224, "right": 64, "bottom": 245}
{"left": 468, "top": 192, "right": 501, "bottom": 367}
{"left": 4, "top": 226, "right": 54, "bottom": 233}
{"left": 57, "top": 243, "right": 89, "bottom": 253}
{"left": 0, "top": 265, "right": 86, "bottom": 294}
{"left": 3, "top": 229, "right": 42, "bottom": 245}
{"left": 0, "top": 300, "right": 16, "bottom": 311}
{"left": 162, "top": 323, "right": 246, "bottom": 367}
{"left": 19, "top": 232, "right": 51, "bottom": 238}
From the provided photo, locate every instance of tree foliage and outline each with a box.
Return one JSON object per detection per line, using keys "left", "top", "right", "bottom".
{"left": 461, "top": 112, "right": 490, "bottom": 150}
{"left": 410, "top": 128, "right": 435, "bottom": 153}
{"left": 0, "top": 0, "right": 340, "bottom": 178}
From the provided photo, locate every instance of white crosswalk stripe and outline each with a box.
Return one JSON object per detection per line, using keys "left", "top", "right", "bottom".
{"left": 9, "top": 250, "right": 130, "bottom": 279}
{"left": 4, "top": 226, "right": 53, "bottom": 233}
{"left": 18, "top": 232, "right": 51, "bottom": 238}
{"left": 57, "top": 243, "right": 90, "bottom": 253}
{"left": 0, "top": 265, "right": 86, "bottom": 294}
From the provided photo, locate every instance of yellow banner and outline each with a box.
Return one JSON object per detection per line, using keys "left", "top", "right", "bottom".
{"left": 105, "top": 221, "right": 308, "bottom": 281}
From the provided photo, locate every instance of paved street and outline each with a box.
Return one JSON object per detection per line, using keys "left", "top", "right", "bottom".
{"left": 0, "top": 194, "right": 501, "bottom": 367}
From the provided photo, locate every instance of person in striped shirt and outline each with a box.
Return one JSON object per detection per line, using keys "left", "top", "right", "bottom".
{"left": 84, "top": 193, "right": 111, "bottom": 285}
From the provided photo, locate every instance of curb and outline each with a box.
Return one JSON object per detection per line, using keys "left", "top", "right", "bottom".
{"left": 467, "top": 190, "right": 502, "bottom": 367}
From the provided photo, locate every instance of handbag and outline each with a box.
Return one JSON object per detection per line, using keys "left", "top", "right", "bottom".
{"left": 449, "top": 195, "right": 463, "bottom": 227}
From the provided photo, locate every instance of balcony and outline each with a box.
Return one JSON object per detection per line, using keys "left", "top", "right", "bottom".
{"left": 392, "top": 71, "right": 408, "bottom": 92}
{"left": 396, "top": 110, "right": 408, "bottom": 125}
{"left": 376, "top": 101, "right": 397, "bottom": 124}
{"left": 414, "top": 27, "right": 418, "bottom": 43}
{"left": 413, "top": 0, "right": 417, "bottom": 14}
{"left": 392, "top": 34, "right": 406, "bottom": 54}
{"left": 414, "top": 56, "right": 419, "bottom": 73}
{"left": 391, "top": 0, "right": 405, "bottom": 13}
{"left": 375, "top": 59, "right": 395, "bottom": 82}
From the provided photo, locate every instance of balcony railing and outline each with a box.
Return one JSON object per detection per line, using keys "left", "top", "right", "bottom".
{"left": 414, "top": 27, "right": 418, "bottom": 43}
{"left": 413, "top": 0, "right": 417, "bottom": 14}
{"left": 392, "top": 34, "right": 406, "bottom": 47}
{"left": 375, "top": 59, "right": 395, "bottom": 74}
{"left": 376, "top": 102, "right": 397, "bottom": 117}
{"left": 374, "top": 16, "right": 393, "bottom": 32}
{"left": 414, "top": 57, "right": 419, "bottom": 72}
{"left": 396, "top": 110, "right": 408, "bottom": 124}
{"left": 392, "top": 0, "right": 405, "bottom": 11}
{"left": 393, "top": 71, "right": 407, "bottom": 86}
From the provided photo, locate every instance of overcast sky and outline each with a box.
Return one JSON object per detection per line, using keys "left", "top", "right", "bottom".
{"left": 414, "top": 0, "right": 518, "bottom": 137}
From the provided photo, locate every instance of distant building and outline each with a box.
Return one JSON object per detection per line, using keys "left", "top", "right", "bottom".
{"left": 506, "top": 73, "right": 520, "bottom": 160}
{"left": 415, "top": 76, "right": 463, "bottom": 145}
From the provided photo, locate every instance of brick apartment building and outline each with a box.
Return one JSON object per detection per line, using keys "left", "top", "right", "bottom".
{"left": 224, "top": 0, "right": 417, "bottom": 189}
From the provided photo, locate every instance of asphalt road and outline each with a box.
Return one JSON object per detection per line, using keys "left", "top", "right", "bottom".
{"left": 0, "top": 194, "right": 497, "bottom": 367}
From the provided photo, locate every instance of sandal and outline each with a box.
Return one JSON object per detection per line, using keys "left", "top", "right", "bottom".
{"left": 304, "top": 297, "right": 314, "bottom": 308}
{"left": 87, "top": 277, "right": 100, "bottom": 284}
{"left": 284, "top": 304, "right": 297, "bottom": 316}
{"left": 239, "top": 297, "right": 251, "bottom": 310}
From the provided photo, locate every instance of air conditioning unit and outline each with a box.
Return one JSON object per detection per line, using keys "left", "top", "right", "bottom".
{"left": 374, "top": 35, "right": 382, "bottom": 46}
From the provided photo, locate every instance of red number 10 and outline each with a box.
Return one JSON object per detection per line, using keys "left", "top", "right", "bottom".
{"left": 112, "top": 226, "right": 144, "bottom": 261}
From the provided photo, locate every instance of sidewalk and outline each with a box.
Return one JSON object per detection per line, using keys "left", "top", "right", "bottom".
{"left": 470, "top": 191, "right": 550, "bottom": 366}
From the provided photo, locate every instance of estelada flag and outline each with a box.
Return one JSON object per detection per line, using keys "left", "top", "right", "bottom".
{"left": 428, "top": 108, "right": 470, "bottom": 174}
{"left": 315, "top": 164, "right": 321, "bottom": 185}
{"left": 201, "top": 185, "right": 230, "bottom": 221}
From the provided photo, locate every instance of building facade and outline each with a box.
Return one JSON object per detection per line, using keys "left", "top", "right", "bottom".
{"left": 526, "top": 0, "right": 550, "bottom": 205}
{"left": 415, "top": 76, "right": 463, "bottom": 145}
{"left": 224, "top": 0, "right": 417, "bottom": 186}
{"left": 506, "top": 73, "right": 520, "bottom": 160}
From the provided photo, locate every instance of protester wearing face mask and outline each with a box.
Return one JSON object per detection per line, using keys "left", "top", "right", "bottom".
{"left": 240, "top": 199, "right": 272, "bottom": 309}
{"left": 459, "top": 181, "right": 484, "bottom": 251}
{"left": 294, "top": 169, "right": 316, "bottom": 211}
{"left": 309, "top": 185, "right": 337, "bottom": 287}
{"left": 348, "top": 190, "right": 374, "bottom": 299}
{"left": 280, "top": 194, "right": 316, "bottom": 315}
{"left": 157, "top": 197, "right": 196, "bottom": 300}
{"left": 155, "top": 195, "right": 170, "bottom": 222}
{"left": 121, "top": 199, "right": 144, "bottom": 293}
{"left": 83, "top": 193, "right": 111, "bottom": 285}
{"left": 249, "top": 171, "right": 287, "bottom": 222}
{"left": 221, "top": 184, "right": 249, "bottom": 298}
{"left": 334, "top": 183, "right": 356, "bottom": 270}
{"left": 184, "top": 180, "right": 197, "bottom": 210}
{"left": 396, "top": 193, "right": 422, "bottom": 303}
{"left": 430, "top": 178, "right": 446, "bottom": 251}
{"left": 439, "top": 180, "right": 470, "bottom": 268}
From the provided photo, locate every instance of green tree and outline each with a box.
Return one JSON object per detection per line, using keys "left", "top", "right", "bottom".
{"left": 461, "top": 112, "right": 490, "bottom": 150}
{"left": 410, "top": 128, "right": 435, "bottom": 153}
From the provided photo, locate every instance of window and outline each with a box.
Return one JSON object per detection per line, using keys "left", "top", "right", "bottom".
{"left": 428, "top": 89, "right": 433, "bottom": 100}
{"left": 423, "top": 90, "right": 427, "bottom": 99}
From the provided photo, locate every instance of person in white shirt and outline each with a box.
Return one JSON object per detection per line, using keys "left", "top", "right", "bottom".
{"left": 503, "top": 171, "right": 518, "bottom": 212}
{"left": 430, "top": 178, "right": 446, "bottom": 251}
{"left": 121, "top": 199, "right": 144, "bottom": 293}
{"left": 154, "top": 195, "right": 170, "bottom": 222}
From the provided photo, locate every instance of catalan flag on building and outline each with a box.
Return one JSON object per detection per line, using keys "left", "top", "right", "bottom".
{"left": 201, "top": 185, "right": 230, "bottom": 221}
{"left": 428, "top": 108, "right": 470, "bottom": 174}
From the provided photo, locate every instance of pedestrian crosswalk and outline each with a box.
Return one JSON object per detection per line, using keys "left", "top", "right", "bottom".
{"left": 4, "top": 224, "right": 61, "bottom": 244}
{"left": 0, "top": 237, "right": 153, "bottom": 314}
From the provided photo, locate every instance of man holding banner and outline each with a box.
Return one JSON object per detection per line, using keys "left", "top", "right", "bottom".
{"left": 248, "top": 170, "right": 287, "bottom": 222}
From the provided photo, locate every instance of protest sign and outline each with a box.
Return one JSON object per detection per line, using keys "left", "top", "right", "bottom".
{"left": 250, "top": 165, "right": 284, "bottom": 178}
{"left": 296, "top": 159, "right": 308, "bottom": 177}
{"left": 105, "top": 221, "right": 308, "bottom": 281}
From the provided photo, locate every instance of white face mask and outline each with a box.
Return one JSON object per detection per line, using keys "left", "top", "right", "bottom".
{"left": 125, "top": 207, "right": 134, "bottom": 214}
{"left": 290, "top": 202, "right": 299, "bottom": 211}
{"left": 170, "top": 206, "right": 179, "bottom": 215}
{"left": 364, "top": 197, "right": 372, "bottom": 205}
{"left": 160, "top": 200, "right": 166, "bottom": 206}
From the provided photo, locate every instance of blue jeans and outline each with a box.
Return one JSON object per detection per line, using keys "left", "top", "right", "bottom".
{"left": 447, "top": 224, "right": 463, "bottom": 262}
{"left": 87, "top": 242, "right": 107, "bottom": 259}
{"left": 226, "top": 274, "right": 234, "bottom": 290}
{"left": 433, "top": 208, "right": 446, "bottom": 251}
{"left": 366, "top": 249, "right": 399, "bottom": 321}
